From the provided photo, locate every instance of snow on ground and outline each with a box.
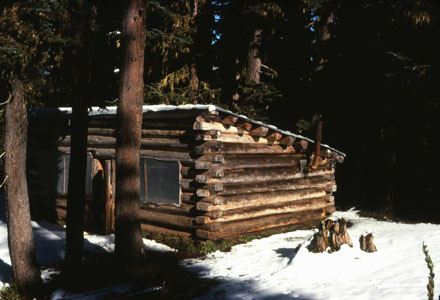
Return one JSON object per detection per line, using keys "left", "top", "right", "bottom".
{"left": 183, "top": 210, "right": 440, "bottom": 299}
{"left": 1, "top": 189, "right": 440, "bottom": 299}
{"left": 0, "top": 193, "right": 175, "bottom": 291}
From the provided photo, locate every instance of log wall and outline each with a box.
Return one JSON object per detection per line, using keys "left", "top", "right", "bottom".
{"left": 27, "top": 107, "right": 343, "bottom": 240}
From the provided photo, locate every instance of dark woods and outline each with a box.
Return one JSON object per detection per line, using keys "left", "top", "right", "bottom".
{"left": 1, "top": 1, "right": 440, "bottom": 225}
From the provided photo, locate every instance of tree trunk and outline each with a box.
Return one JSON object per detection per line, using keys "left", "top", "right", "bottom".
{"left": 315, "top": 12, "right": 334, "bottom": 73}
{"left": 5, "top": 75, "right": 42, "bottom": 299}
{"left": 114, "top": 0, "right": 147, "bottom": 270}
{"left": 64, "top": 0, "right": 91, "bottom": 272}
{"left": 189, "top": 62, "right": 199, "bottom": 92}
{"left": 246, "top": 28, "right": 263, "bottom": 84}
{"left": 64, "top": 99, "right": 88, "bottom": 268}
{"left": 189, "top": 0, "right": 199, "bottom": 94}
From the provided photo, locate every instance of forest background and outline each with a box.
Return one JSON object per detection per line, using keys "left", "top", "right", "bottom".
{"left": 1, "top": 0, "right": 440, "bottom": 220}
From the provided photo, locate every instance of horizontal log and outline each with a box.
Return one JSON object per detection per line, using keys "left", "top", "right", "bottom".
{"left": 196, "top": 218, "right": 320, "bottom": 240}
{"left": 57, "top": 146, "right": 192, "bottom": 161}
{"left": 199, "top": 208, "right": 326, "bottom": 234}
{"left": 57, "top": 136, "right": 223, "bottom": 155}
{"left": 87, "top": 128, "right": 189, "bottom": 138}
{"left": 192, "top": 154, "right": 224, "bottom": 163}
{"left": 141, "top": 109, "right": 211, "bottom": 119}
{"left": 57, "top": 135, "right": 194, "bottom": 150}
{"left": 180, "top": 179, "right": 223, "bottom": 192}
{"left": 193, "top": 120, "right": 241, "bottom": 133}
{"left": 219, "top": 176, "right": 335, "bottom": 196}
{"left": 89, "top": 118, "right": 194, "bottom": 130}
{"left": 195, "top": 175, "right": 222, "bottom": 184}
{"left": 58, "top": 147, "right": 224, "bottom": 166}
{"left": 196, "top": 196, "right": 224, "bottom": 205}
{"left": 181, "top": 167, "right": 224, "bottom": 178}
{"left": 219, "top": 166, "right": 334, "bottom": 185}
{"left": 140, "top": 203, "right": 196, "bottom": 216}
{"left": 196, "top": 134, "right": 277, "bottom": 145}
{"left": 195, "top": 143, "right": 296, "bottom": 155}
{"left": 196, "top": 197, "right": 334, "bottom": 224}
{"left": 139, "top": 209, "right": 197, "bottom": 230}
{"left": 196, "top": 189, "right": 327, "bottom": 211}
{"left": 222, "top": 154, "right": 305, "bottom": 170}
{"left": 141, "top": 223, "right": 193, "bottom": 238}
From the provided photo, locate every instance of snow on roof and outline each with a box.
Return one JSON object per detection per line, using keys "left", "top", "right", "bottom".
{"left": 28, "top": 104, "right": 346, "bottom": 156}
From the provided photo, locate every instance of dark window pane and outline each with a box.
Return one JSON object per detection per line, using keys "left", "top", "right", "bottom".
{"left": 140, "top": 157, "right": 180, "bottom": 206}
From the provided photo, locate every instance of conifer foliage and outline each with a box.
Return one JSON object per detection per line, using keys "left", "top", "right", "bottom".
{"left": 0, "top": 1, "right": 68, "bottom": 298}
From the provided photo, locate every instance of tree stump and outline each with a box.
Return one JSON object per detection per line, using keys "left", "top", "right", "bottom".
{"left": 328, "top": 218, "right": 353, "bottom": 252}
{"left": 308, "top": 218, "right": 353, "bottom": 253}
{"left": 308, "top": 220, "right": 329, "bottom": 253}
{"left": 359, "top": 233, "right": 377, "bottom": 252}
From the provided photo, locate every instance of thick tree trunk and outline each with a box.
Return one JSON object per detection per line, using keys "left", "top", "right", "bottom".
{"left": 114, "top": 0, "right": 147, "bottom": 269}
{"left": 5, "top": 75, "right": 42, "bottom": 299}
{"left": 64, "top": 0, "right": 91, "bottom": 272}
{"left": 246, "top": 28, "right": 263, "bottom": 84}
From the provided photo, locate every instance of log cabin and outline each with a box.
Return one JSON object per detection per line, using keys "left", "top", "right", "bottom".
{"left": 27, "top": 104, "right": 345, "bottom": 240}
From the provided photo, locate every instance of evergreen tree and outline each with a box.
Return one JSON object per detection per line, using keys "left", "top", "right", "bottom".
{"left": 0, "top": 1, "right": 68, "bottom": 298}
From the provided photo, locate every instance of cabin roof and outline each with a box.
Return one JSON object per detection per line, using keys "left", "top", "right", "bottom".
{"left": 28, "top": 104, "right": 346, "bottom": 157}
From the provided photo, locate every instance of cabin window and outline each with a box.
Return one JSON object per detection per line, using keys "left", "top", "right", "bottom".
{"left": 139, "top": 157, "right": 181, "bottom": 206}
{"left": 37, "top": 152, "right": 93, "bottom": 197}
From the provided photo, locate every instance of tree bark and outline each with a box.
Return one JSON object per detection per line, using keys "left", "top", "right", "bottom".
{"left": 246, "top": 28, "right": 263, "bottom": 84}
{"left": 64, "top": 0, "right": 91, "bottom": 272}
{"left": 114, "top": 0, "right": 147, "bottom": 269}
{"left": 315, "top": 12, "right": 334, "bottom": 73}
{"left": 189, "top": 62, "right": 199, "bottom": 92}
{"left": 189, "top": 0, "right": 199, "bottom": 94}
{"left": 5, "top": 75, "right": 42, "bottom": 299}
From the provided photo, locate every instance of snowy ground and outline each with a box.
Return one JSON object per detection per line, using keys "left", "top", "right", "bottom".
{"left": 1, "top": 192, "right": 440, "bottom": 299}
{"left": 183, "top": 210, "right": 440, "bottom": 299}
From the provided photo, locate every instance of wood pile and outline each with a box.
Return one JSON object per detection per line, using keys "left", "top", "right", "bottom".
{"left": 27, "top": 106, "right": 344, "bottom": 239}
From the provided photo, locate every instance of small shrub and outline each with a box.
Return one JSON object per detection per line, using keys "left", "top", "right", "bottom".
{"left": 142, "top": 231, "right": 232, "bottom": 258}
{"left": 0, "top": 284, "right": 20, "bottom": 300}
{"left": 422, "top": 242, "right": 437, "bottom": 300}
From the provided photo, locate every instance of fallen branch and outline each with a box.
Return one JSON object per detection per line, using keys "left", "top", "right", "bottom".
{"left": 0, "top": 92, "right": 12, "bottom": 106}
{"left": 0, "top": 175, "right": 8, "bottom": 189}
